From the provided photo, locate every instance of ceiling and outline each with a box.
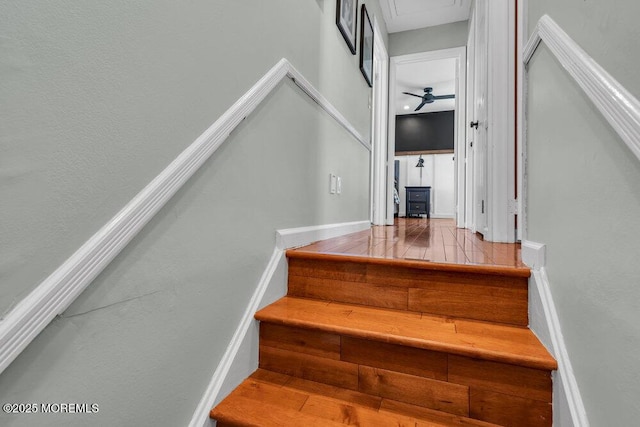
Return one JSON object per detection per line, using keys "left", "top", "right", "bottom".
{"left": 379, "top": 0, "right": 466, "bottom": 116}
{"left": 395, "top": 58, "right": 456, "bottom": 115}
{"left": 380, "top": 0, "right": 471, "bottom": 33}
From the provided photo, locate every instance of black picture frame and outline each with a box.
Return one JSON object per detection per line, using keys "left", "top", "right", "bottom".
{"left": 336, "top": 0, "right": 358, "bottom": 55}
{"left": 359, "top": 4, "right": 374, "bottom": 87}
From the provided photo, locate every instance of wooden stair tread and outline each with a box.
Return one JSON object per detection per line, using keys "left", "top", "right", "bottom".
{"left": 255, "top": 297, "right": 557, "bottom": 371}
{"left": 286, "top": 249, "right": 531, "bottom": 278}
{"left": 211, "top": 370, "right": 501, "bottom": 427}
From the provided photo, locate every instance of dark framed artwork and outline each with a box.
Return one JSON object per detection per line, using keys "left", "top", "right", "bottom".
{"left": 336, "top": 0, "right": 358, "bottom": 54}
{"left": 359, "top": 4, "right": 373, "bottom": 87}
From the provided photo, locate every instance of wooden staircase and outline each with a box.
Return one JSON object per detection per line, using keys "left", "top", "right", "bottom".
{"left": 211, "top": 249, "right": 557, "bottom": 426}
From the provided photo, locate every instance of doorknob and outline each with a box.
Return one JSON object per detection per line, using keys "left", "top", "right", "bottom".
{"left": 470, "top": 121, "right": 479, "bottom": 129}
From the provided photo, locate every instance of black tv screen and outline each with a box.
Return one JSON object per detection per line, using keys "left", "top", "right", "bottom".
{"left": 395, "top": 110, "right": 454, "bottom": 154}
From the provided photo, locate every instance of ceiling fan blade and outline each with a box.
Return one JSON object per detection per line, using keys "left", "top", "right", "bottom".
{"left": 414, "top": 101, "right": 427, "bottom": 111}
{"left": 402, "top": 92, "right": 425, "bottom": 99}
{"left": 433, "top": 94, "right": 456, "bottom": 100}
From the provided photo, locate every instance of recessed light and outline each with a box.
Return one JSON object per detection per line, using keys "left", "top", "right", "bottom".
{"left": 403, "top": 105, "right": 410, "bottom": 110}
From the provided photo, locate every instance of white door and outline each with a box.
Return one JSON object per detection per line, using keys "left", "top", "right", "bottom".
{"left": 472, "top": 0, "right": 489, "bottom": 235}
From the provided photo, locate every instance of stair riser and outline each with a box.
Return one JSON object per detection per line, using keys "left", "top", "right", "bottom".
{"left": 288, "top": 258, "right": 529, "bottom": 326}
{"left": 259, "top": 322, "right": 552, "bottom": 427}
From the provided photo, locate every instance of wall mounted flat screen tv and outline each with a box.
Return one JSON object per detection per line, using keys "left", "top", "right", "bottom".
{"left": 395, "top": 110, "right": 454, "bottom": 155}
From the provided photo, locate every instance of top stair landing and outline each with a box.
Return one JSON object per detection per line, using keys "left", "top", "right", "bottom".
{"left": 290, "top": 218, "right": 527, "bottom": 271}
{"left": 287, "top": 218, "right": 531, "bottom": 327}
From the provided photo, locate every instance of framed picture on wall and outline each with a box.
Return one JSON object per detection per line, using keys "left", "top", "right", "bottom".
{"left": 359, "top": 4, "right": 374, "bottom": 87}
{"left": 336, "top": 0, "right": 358, "bottom": 54}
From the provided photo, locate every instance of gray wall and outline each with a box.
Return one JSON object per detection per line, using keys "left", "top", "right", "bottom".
{"left": 526, "top": 1, "right": 640, "bottom": 425}
{"left": 389, "top": 21, "right": 468, "bottom": 56}
{"left": 0, "top": 1, "right": 387, "bottom": 425}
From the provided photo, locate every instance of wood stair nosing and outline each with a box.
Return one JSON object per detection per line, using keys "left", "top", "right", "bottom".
{"left": 211, "top": 370, "right": 504, "bottom": 427}
{"left": 256, "top": 317, "right": 553, "bottom": 425}
{"left": 255, "top": 296, "right": 557, "bottom": 372}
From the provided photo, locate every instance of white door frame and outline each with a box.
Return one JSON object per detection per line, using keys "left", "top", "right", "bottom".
{"left": 516, "top": 0, "right": 527, "bottom": 241}
{"left": 465, "top": 0, "right": 517, "bottom": 242}
{"left": 486, "top": 0, "right": 517, "bottom": 242}
{"left": 471, "top": 0, "right": 489, "bottom": 237}
{"left": 387, "top": 47, "right": 467, "bottom": 227}
{"left": 465, "top": 16, "right": 476, "bottom": 231}
{"left": 371, "top": 17, "right": 389, "bottom": 226}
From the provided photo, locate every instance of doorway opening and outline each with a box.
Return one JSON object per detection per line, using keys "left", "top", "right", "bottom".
{"left": 387, "top": 48, "right": 467, "bottom": 228}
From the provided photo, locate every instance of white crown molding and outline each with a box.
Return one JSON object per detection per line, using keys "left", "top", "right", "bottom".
{"left": 523, "top": 241, "right": 590, "bottom": 427}
{"left": 524, "top": 14, "right": 640, "bottom": 162}
{"left": 189, "top": 220, "right": 371, "bottom": 427}
{"left": 380, "top": 0, "right": 471, "bottom": 34}
{"left": 0, "top": 59, "right": 368, "bottom": 376}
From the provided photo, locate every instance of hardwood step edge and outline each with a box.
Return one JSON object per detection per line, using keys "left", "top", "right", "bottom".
{"left": 256, "top": 304, "right": 557, "bottom": 371}
{"left": 257, "top": 314, "right": 557, "bottom": 371}
{"left": 286, "top": 249, "right": 531, "bottom": 278}
{"left": 211, "top": 371, "right": 503, "bottom": 427}
{"left": 211, "top": 394, "right": 345, "bottom": 427}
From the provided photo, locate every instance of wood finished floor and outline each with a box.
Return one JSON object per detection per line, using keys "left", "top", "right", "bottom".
{"left": 292, "top": 218, "right": 525, "bottom": 269}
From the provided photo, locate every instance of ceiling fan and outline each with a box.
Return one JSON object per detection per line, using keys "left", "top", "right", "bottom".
{"left": 403, "top": 87, "right": 455, "bottom": 111}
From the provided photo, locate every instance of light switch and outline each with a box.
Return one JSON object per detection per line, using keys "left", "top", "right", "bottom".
{"left": 329, "top": 174, "right": 337, "bottom": 194}
{"left": 337, "top": 177, "right": 342, "bottom": 194}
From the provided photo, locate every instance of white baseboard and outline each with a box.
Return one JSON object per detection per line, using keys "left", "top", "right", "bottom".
{"left": 276, "top": 220, "right": 370, "bottom": 250}
{"left": 397, "top": 214, "right": 454, "bottom": 220}
{"left": 189, "top": 220, "right": 370, "bottom": 427}
{"left": 523, "top": 240, "right": 590, "bottom": 427}
{"left": 429, "top": 213, "right": 455, "bottom": 219}
{"left": 522, "top": 240, "right": 546, "bottom": 270}
{"left": 188, "top": 248, "right": 283, "bottom": 427}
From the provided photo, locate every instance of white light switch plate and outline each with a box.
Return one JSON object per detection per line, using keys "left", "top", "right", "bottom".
{"left": 329, "top": 174, "right": 337, "bottom": 194}
{"left": 336, "top": 177, "right": 342, "bottom": 194}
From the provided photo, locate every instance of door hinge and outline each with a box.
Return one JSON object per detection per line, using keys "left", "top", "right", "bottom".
{"left": 508, "top": 199, "right": 520, "bottom": 215}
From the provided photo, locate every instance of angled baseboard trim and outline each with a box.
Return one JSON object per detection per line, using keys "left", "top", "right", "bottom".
{"left": 523, "top": 240, "right": 590, "bottom": 427}
{"left": 276, "top": 220, "right": 370, "bottom": 250}
{"left": 189, "top": 220, "right": 370, "bottom": 427}
{"left": 188, "top": 247, "right": 283, "bottom": 427}
{"left": 0, "top": 59, "right": 368, "bottom": 377}
{"left": 524, "top": 14, "right": 640, "bottom": 162}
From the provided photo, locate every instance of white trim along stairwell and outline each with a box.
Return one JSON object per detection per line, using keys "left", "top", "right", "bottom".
{"left": 188, "top": 221, "right": 370, "bottom": 427}
{"left": 522, "top": 241, "right": 589, "bottom": 427}
{"left": 518, "top": 13, "right": 640, "bottom": 427}
{"left": 524, "top": 15, "right": 640, "bottom": 163}
{"left": 0, "top": 59, "right": 369, "bottom": 378}
{"left": 520, "top": 14, "right": 640, "bottom": 241}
